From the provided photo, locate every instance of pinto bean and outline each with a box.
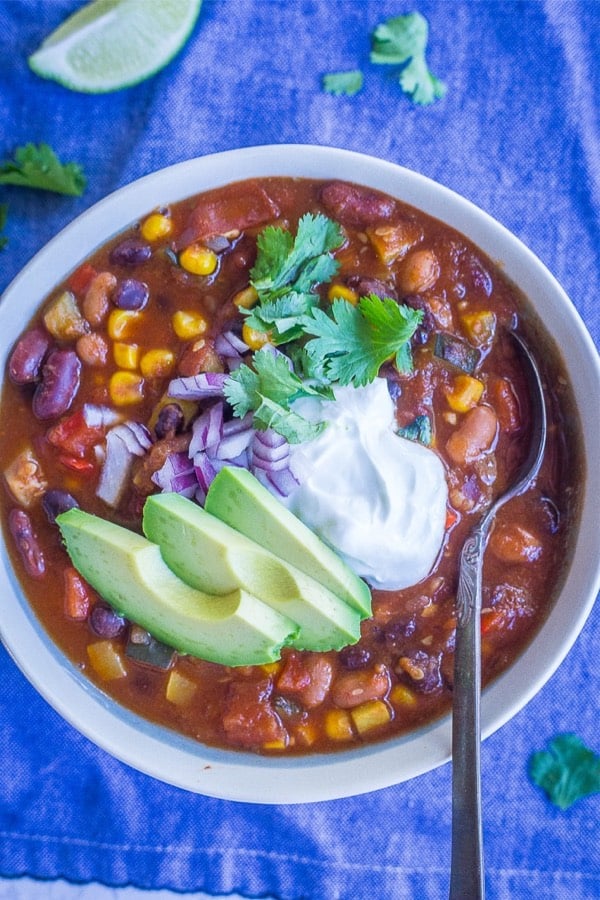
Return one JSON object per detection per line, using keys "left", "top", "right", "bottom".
{"left": 82, "top": 271, "right": 117, "bottom": 325}
{"left": 320, "top": 181, "right": 395, "bottom": 228}
{"left": 8, "top": 328, "right": 51, "bottom": 384}
{"left": 76, "top": 332, "right": 109, "bottom": 367}
{"left": 332, "top": 665, "right": 391, "bottom": 709}
{"left": 397, "top": 248, "right": 440, "bottom": 294}
{"left": 488, "top": 523, "right": 543, "bottom": 564}
{"left": 446, "top": 404, "right": 498, "bottom": 466}
{"left": 32, "top": 348, "right": 81, "bottom": 420}
{"left": 8, "top": 508, "right": 45, "bottom": 579}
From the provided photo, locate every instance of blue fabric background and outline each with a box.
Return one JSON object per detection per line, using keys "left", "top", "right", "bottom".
{"left": 1, "top": 1, "right": 599, "bottom": 897}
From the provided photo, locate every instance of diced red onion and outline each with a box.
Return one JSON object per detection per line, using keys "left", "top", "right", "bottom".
{"left": 252, "top": 462, "right": 299, "bottom": 498}
{"left": 111, "top": 422, "right": 153, "bottom": 456}
{"left": 214, "top": 429, "right": 254, "bottom": 460}
{"left": 189, "top": 402, "right": 224, "bottom": 456}
{"left": 215, "top": 330, "right": 249, "bottom": 357}
{"left": 82, "top": 403, "right": 122, "bottom": 429}
{"left": 193, "top": 451, "right": 219, "bottom": 494}
{"left": 251, "top": 452, "right": 291, "bottom": 473}
{"left": 96, "top": 430, "right": 136, "bottom": 507}
{"left": 251, "top": 429, "right": 290, "bottom": 464}
{"left": 167, "top": 372, "right": 228, "bottom": 400}
{"left": 152, "top": 451, "right": 197, "bottom": 497}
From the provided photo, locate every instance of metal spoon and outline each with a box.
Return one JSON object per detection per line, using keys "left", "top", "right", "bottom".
{"left": 449, "top": 330, "right": 547, "bottom": 899}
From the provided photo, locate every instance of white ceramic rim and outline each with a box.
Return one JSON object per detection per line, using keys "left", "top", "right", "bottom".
{"left": 0, "top": 144, "right": 598, "bottom": 804}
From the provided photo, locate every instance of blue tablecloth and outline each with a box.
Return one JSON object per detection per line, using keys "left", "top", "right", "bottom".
{"left": 1, "top": 1, "right": 599, "bottom": 897}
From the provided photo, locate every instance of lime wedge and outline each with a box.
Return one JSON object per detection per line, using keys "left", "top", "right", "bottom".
{"left": 28, "top": 0, "right": 203, "bottom": 93}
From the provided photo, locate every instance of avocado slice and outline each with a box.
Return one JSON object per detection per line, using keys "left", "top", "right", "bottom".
{"left": 143, "top": 492, "right": 362, "bottom": 652}
{"left": 204, "top": 466, "right": 372, "bottom": 617}
{"left": 57, "top": 508, "right": 298, "bottom": 666}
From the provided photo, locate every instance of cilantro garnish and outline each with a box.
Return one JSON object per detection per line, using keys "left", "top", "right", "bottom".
{"left": 322, "top": 70, "right": 364, "bottom": 97}
{"left": 0, "top": 143, "right": 86, "bottom": 196}
{"left": 370, "top": 12, "right": 446, "bottom": 106}
{"left": 224, "top": 348, "right": 332, "bottom": 444}
{"left": 529, "top": 733, "right": 600, "bottom": 810}
{"left": 301, "top": 295, "right": 423, "bottom": 388}
{"left": 0, "top": 203, "right": 7, "bottom": 250}
{"left": 247, "top": 213, "right": 345, "bottom": 341}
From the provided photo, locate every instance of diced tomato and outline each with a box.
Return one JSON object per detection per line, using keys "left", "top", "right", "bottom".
{"left": 47, "top": 410, "right": 104, "bottom": 458}
{"left": 68, "top": 262, "right": 97, "bottom": 297}
{"left": 64, "top": 566, "right": 93, "bottom": 620}
{"left": 480, "top": 610, "right": 506, "bottom": 636}
{"left": 57, "top": 454, "right": 97, "bottom": 474}
{"left": 222, "top": 679, "right": 287, "bottom": 748}
{"left": 445, "top": 508, "right": 459, "bottom": 530}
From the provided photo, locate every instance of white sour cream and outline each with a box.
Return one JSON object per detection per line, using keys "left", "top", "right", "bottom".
{"left": 281, "top": 378, "right": 448, "bottom": 591}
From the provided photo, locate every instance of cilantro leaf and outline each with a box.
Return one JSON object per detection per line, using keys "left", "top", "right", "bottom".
{"left": 250, "top": 213, "right": 344, "bottom": 301}
{"left": 322, "top": 70, "right": 364, "bottom": 96}
{"left": 224, "top": 348, "right": 329, "bottom": 443}
{"left": 243, "top": 291, "right": 321, "bottom": 344}
{"left": 0, "top": 203, "right": 7, "bottom": 250}
{"left": 529, "top": 734, "right": 600, "bottom": 810}
{"left": 302, "top": 295, "right": 423, "bottom": 387}
{"left": 0, "top": 143, "right": 86, "bottom": 196}
{"left": 370, "top": 13, "right": 446, "bottom": 106}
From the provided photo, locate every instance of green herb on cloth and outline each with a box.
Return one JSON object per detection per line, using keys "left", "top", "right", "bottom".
{"left": 0, "top": 143, "right": 86, "bottom": 196}
{"left": 370, "top": 12, "right": 446, "bottom": 105}
{"left": 322, "top": 70, "right": 364, "bottom": 96}
{"left": 529, "top": 733, "right": 600, "bottom": 810}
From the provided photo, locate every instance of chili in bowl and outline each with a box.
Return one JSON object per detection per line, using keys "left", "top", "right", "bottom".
{"left": 0, "top": 145, "right": 598, "bottom": 803}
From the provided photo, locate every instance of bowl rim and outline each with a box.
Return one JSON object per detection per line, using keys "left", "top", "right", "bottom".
{"left": 1, "top": 143, "right": 599, "bottom": 804}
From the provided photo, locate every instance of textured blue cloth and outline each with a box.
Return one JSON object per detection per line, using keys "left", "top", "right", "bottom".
{"left": 1, "top": 1, "right": 599, "bottom": 898}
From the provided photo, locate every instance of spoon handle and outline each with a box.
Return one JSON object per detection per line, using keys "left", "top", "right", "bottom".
{"left": 449, "top": 525, "right": 486, "bottom": 900}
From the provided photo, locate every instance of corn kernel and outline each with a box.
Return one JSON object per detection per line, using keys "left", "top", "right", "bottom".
{"left": 109, "top": 371, "right": 144, "bottom": 406}
{"left": 461, "top": 310, "right": 496, "bottom": 346}
{"left": 242, "top": 321, "right": 271, "bottom": 351}
{"left": 263, "top": 738, "right": 288, "bottom": 751}
{"left": 350, "top": 700, "right": 392, "bottom": 735}
{"left": 113, "top": 342, "right": 140, "bottom": 370}
{"left": 445, "top": 374, "right": 484, "bottom": 413}
{"left": 179, "top": 244, "right": 218, "bottom": 275}
{"left": 324, "top": 709, "right": 354, "bottom": 742}
{"left": 390, "top": 685, "right": 418, "bottom": 708}
{"left": 107, "top": 308, "right": 142, "bottom": 340}
{"left": 140, "top": 348, "right": 175, "bottom": 379}
{"left": 172, "top": 310, "right": 208, "bottom": 340}
{"left": 141, "top": 212, "right": 173, "bottom": 242}
{"left": 87, "top": 641, "right": 126, "bottom": 680}
{"left": 233, "top": 285, "right": 259, "bottom": 309}
{"left": 165, "top": 670, "right": 197, "bottom": 706}
{"left": 327, "top": 283, "right": 358, "bottom": 305}
{"left": 261, "top": 661, "right": 281, "bottom": 676}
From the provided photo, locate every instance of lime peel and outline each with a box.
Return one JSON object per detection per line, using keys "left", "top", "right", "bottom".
{"left": 28, "top": 0, "right": 203, "bottom": 93}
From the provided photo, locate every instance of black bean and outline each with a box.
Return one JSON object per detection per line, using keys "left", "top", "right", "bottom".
{"left": 404, "top": 295, "right": 435, "bottom": 345}
{"left": 339, "top": 645, "right": 372, "bottom": 669}
{"left": 8, "top": 328, "right": 51, "bottom": 384}
{"left": 273, "top": 695, "right": 304, "bottom": 718}
{"left": 42, "top": 489, "right": 79, "bottom": 525}
{"left": 90, "top": 604, "right": 126, "bottom": 638}
{"left": 398, "top": 650, "right": 443, "bottom": 694}
{"left": 347, "top": 275, "right": 396, "bottom": 300}
{"left": 109, "top": 237, "right": 151, "bottom": 267}
{"left": 8, "top": 508, "right": 45, "bottom": 579}
{"left": 154, "top": 403, "right": 185, "bottom": 440}
{"left": 112, "top": 278, "right": 149, "bottom": 310}
{"left": 384, "top": 619, "right": 416, "bottom": 646}
{"left": 32, "top": 349, "right": 81, "bottom": 420}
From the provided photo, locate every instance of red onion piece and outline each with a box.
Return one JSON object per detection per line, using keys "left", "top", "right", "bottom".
{"left": 167, "top": 372, "right": 228, "bottom": 400}
{"left": 152, "top": 452, "right": 197, "bottom": 497}
{"left": 189, "top": 402, "right": 224, "bottom": 456}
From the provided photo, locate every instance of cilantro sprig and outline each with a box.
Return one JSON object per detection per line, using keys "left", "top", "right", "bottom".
{"left": 224, "top": 348, "right": 332, "bottom": 444}
{"left": 370, "top": 13, "right": 446, "bottom": 106}
{"left": 529, "top": 734, "right": 600, "bottom": 810}
{"left": 302, "top": 295, "right": 423, "bottom": 387}
{"left": 0, "top": 143, "right": 86, "bottom": 196}
{"left": 322, "top": 70, "right": 364, "bottom": 97}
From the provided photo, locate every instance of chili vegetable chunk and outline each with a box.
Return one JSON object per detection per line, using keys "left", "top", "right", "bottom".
{"left": 0, "top": 176, "right": 581, "bottom": 755}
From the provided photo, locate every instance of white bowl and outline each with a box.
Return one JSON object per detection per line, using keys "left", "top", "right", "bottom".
{"left": 1, "top": 145, "right": 599, "bottom": 803}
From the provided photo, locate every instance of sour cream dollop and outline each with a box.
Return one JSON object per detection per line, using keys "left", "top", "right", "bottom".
{"left": 280, "top": 378, "right": 448, "bottom": 591}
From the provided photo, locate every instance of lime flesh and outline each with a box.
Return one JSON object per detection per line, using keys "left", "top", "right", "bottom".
{"left": 28, "top": 0, "right": 203, "bottom": 93}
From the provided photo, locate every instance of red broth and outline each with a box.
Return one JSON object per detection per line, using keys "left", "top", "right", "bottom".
{"left": 0, "top": 177, "right": 582, "bottom": 754}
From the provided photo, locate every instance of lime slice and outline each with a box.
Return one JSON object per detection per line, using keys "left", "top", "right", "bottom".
{"left": 28, "top": 0, "right": 203, "bottom": 93}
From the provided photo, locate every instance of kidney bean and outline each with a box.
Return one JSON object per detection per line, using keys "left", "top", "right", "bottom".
{"left": 8, "top": 508, "right": 45, "bottom": 579}
{"left": 320, "top": 181, "right": 395, "bottom": 228}
{"left": 154, "top": 402, "right": 185, "bottom": 440}
{"left": 109, "top": 237, "right": 151, "bottom": 267}
{"left": 32, "top": 348, "right": 81, "bottom": 420}
{"left": 82, "top": 271, "right": 117, "bottom": 325}
{"left": 76, "top": 332, "right": 109, "bottom": 367}
{"left": 42, "top": 489, "right": 79, "bottom": 525}
{"left": 89, "top": 603, "right": 126, "bottom": 638}
{"left": 331, "top": 665, "right": 391, "bottom": 709}
{"left": 112, "top": 278, "right": 149, "bottom": 310}
{"left": 8, "top": 328, "right": 51, "bottom": 384}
